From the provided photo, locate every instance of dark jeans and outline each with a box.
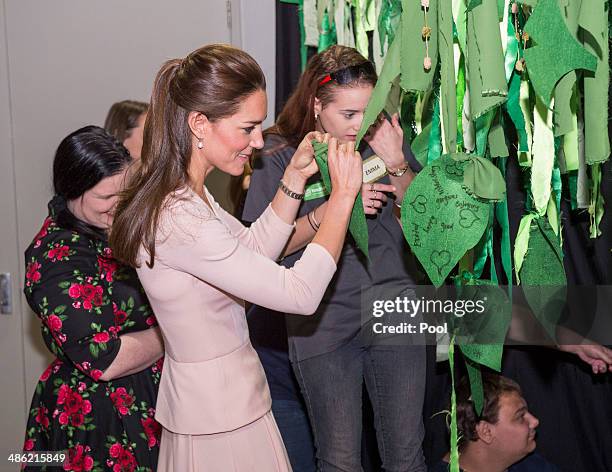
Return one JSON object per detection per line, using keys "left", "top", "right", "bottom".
{"left": 272, "top": 399, "right": 317, "bottom": 472}
{"left": 293, "top": 337, "right": 427, "bottom": 472}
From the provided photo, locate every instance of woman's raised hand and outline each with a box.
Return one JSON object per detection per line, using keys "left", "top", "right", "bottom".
{"left": 327, "top": 138, "right": 362, "bottom": 198}
{"left": 288, "top": 131, "right": 328, "bottom": 180}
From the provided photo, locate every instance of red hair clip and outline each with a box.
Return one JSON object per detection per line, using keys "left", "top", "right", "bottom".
{"left": 318, "top": 75, "right": 332, "bottom": 86}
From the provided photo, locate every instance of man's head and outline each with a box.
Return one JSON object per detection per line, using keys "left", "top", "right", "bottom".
{"left": 456, "top": 373, "right": 539, "bottom": 465}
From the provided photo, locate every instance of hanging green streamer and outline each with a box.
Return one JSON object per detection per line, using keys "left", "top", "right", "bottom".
{"left": 438, "top": 0, "right": 458, "bottom": 153}
{"left": 356, "top": 29, "right": 401, "bottom": 146}
{"left": 589, "top": 164, "right": 604, "bottom": 238}
{"left": 400, "top": 0, "right": 439, "bottom": 92}
{"left": 495, "top": 157, "right": 513, "bottom": 287}
{"left": 318, "top": 2, "right": 337, "bottom": 52}
{"left": 448, "top": 336, "right": 460, "bottom": 472}
{"left": 465, "top": 0, "right": 508, "bottom": 119}
{"left": 427, "top": 95, "right": 444, "bottom": 164}
{"left": 312, "top": 141, "right": 369, "bottom": 258}
{"left": 378, "top": 0, "right": 402, "bottom": 56}
{"left": 523, "top": 0, "right": 597, "bottom": 105}
{"left": 580, "top": 0, "right": 610, "bottom": 164}
{"left": 505, "top": 72, "right": 529, "bottom": 153}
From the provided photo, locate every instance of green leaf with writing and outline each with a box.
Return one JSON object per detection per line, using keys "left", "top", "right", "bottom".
{"left": 401, "top": 154, "right": 489, "bottom": 287}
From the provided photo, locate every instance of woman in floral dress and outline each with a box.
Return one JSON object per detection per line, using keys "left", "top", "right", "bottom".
{"left": 23, "top": 126, "right": 164, "bottom": 471}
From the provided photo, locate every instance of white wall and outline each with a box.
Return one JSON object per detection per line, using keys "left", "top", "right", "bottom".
{"left": 0, "top": 1, "right": 274, "bottom": 469}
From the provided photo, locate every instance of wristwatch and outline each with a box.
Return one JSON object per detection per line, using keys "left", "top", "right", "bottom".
{"left": 386, "top": 162, "right": 410, "bottom": 177}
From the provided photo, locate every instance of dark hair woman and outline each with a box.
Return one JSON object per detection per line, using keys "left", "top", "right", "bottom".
{"left": 23, "top": 126, "right": 164, "bottom": 471}
{"left": 104, "top": 100, "right": 149, "bottom": 159}
{"left": 242, "top": 45, "right": 426, "bottom": 471}
{"left": 109, "top": 43, "right": 362, "bottom": 471}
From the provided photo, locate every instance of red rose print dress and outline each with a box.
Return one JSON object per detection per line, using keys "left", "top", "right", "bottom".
{"left": 22, "top": 198, "right": 163, "bottom": 472}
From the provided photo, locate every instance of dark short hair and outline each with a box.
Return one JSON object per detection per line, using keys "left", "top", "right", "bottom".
{"left": 455, "top": 373, "right": 522, "bottom": 450}
{"left": 104, "top": 100, "right": 149, "bottom": 143}
{"left": 53, "top": 125, "right": 131, "bottom": 240}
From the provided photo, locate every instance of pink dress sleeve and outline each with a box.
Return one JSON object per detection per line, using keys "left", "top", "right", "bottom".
{"left": 158, "top": 196, "right": 336, "bottom": 315}
{"left": 207, "top": 193, "right": 294, "bottom": 261}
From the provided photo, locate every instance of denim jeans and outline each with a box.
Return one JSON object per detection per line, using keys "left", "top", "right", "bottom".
{"left": 292, "top": 337, "right": 426, "bottom": 472}
{"left": 272, "top": 399, "right": 317, "bottom": 472}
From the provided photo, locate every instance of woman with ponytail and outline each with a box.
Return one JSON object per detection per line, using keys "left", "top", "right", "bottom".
{"left": 110, "top": 44, "right": 363, "bottom": 471}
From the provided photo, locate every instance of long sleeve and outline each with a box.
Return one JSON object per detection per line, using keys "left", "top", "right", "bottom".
{"left": 158, "top": 205, "right": 336, "bottom": 315}
{"left": 206, "top": 190, "right": 295, "bottom": 261}
{"left": 24, "top": 228, "right": 120, "bottom": 380}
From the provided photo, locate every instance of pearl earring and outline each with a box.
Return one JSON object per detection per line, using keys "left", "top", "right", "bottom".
{"left": 197, "top": 139, "right": 204, "bottom": 149}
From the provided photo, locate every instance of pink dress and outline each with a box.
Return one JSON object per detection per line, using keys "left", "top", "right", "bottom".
{"left": 136, "top": 186, "right": 337, "bottom": 472}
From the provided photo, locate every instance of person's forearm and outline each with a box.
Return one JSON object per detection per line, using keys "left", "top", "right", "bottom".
{"left": 311, "top": 191, "right": 355, "bottom": 263}
{"left": 100, "top": 327, "right": 164, "bottom": 381}
{"left": 270, "top": 165, "right": 308, "bottom": 225}
{"left": 282, "top": 202, "right": 328, "bottom": 257}
{"left": 388, "top": 168, "right": 415, "bottom": 204}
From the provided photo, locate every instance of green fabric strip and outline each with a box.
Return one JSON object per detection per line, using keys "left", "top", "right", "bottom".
{"left": 561, "top": 88, "right": 580, "bottom": 171}
{"left": 378, "top": 0, "right": 403, "bottom": 56}
{"left": 312, "top": 141, "right": 369, "bottom": 257}
{"left": 523, "top": 0, "right": 597, "bottom": 105}
{"left": 318, "top": 2, "right": 337, "bottom": 52}
{"left": 531, "top": 97, "right": 555, "bottom": 215}
{"left": 400, "top": 0, "right": 439, "bottom": 92}
{"left": 438, "top": 0, "right": 458, "bottom": 153}
{"left": 449, "top": 337, "right": 460, "bottom": 472}
{"left": 505, "top": 72, "right": 529, "bottom": 153}
{"left": 504, "top": 13, "right": 519, "bottom": 82}
{"left": 518, "top": 78, "right": 533, "bottom": 166}
{"left": 466, "top": 360, "right": 484, "bottom": 416}
{"left": 356, "top": 28, "right": 401, "bottom": 146}
{"left": 456, "top": 54, "right": 466, "bottom": 150}
{"left": 580, "top": 0, "right": 610, "bottom": 164}
{"left": 427, "top": 94, "right": 443, "bottom": 164}
{"left": 465, "top": 0, "right": 508, "bottom": 119}
{"left": 459, "top": 154, "right": 507, "bottom": 201}
{"left": 513, "top": 213, "right": 538, "bottom": 284}
{"left": 552, "top": 0, "right": 580, "bottom": 137}
{"left": 495, "top": 156, "right": 513, "bottom": 287}
{"left": 354, "top": 0, "right": 370, "bottom": 57}
{"left": 589, "top": 163, "right": 604, "bottom": 238}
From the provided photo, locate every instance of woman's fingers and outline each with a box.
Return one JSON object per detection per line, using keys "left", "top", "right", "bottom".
{"left": 361, "top": 182, "right": 397, "bottom": 213}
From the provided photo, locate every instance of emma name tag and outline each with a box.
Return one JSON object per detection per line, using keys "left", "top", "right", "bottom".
{"left": 363, "top": 155, "right": 387, "bottom": 184}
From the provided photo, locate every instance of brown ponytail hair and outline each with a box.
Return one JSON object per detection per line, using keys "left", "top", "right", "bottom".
{"left": 268, "top": 45, "right": 377, "bottom": 149}
{"left": 110, "top": 44, "right": 266, "bottom": 268}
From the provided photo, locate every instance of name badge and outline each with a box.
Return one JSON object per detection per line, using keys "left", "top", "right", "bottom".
{"left": 362, "top": 155, "right": 387, "bottom": 184}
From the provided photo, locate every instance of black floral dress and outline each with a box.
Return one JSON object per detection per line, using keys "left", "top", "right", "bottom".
{"left": 22, "top": 198, "right": 162, "bottom": 472}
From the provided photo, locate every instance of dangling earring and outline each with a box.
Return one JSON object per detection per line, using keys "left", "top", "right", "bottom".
{"left": 314, "top": 113, "right": 319, "bottom": 121}
{"left": 197, "top": 138, "right": 204, "bottom": 149}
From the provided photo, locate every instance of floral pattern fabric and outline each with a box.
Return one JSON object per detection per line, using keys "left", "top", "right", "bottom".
{"left": 22, "top": 200, "right": 162, "bottom": 471}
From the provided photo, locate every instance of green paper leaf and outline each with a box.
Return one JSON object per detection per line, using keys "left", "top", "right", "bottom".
{"left": 523, "top": 0, "right": 597, "bottom": 104}
{"left": 401, "top": 154, "right": 490, "bottom": 287}
{"left": 312, "top": 142, "right": 369, "bottom": 258}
